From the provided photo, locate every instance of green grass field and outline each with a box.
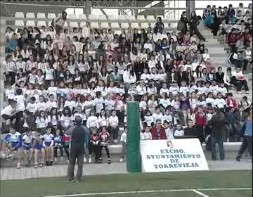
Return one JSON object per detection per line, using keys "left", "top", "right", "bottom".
{"left": 1, "top": 170, "right": 252, "bottom": 197}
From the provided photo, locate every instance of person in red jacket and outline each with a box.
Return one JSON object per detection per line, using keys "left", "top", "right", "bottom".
{"left": 98, "top": 126, "right": 111, "bottom": 164}
{"left": 151, "top": 119, "right": 167, "bottom": 140}
{"left": 226, "top": 93, "right": 237, "bottom": 111}
{"left": 195, "top": 106, "right": 207, "bottom": 143}
{"left": 62, "top": 131, "right": 71, "bottom": 161}
{"left": 90, "top": 130, "right": 101, "bottom": 163}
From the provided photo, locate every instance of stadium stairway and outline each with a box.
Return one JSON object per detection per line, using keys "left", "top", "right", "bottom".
{"left": 198, "top": 23, "right": 230, "bottom": 68}
{"left": 198, "top": 24, "right": 252, "bottom": 101}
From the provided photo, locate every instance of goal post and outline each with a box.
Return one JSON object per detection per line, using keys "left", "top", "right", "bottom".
{"left": 126, "top": 101, "right": 141, "bottom": 173}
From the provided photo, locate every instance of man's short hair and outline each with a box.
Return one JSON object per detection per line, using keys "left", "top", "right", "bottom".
{"left": 75, "top": 116, "right": 82, "bottom": 125}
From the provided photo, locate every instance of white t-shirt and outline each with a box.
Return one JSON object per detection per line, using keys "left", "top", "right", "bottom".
{"left": 98, "top": 116, "right": 108, "bottom": 127}
{"left": 165, "top": 128, "right": 174, "bottom": 140}
{"left": 36, "top": 102, "right": 47, "bottom": 112}
{"left": 152, "top": 112, "right": 163, "bottom": 123}
{"left": 136, "top": 85, "right": 147, "bottom": 95}
{"left": 159, "top": 98, "right": 171, "bottom": 109}
{"left": 140, "top": 132, "right": 152, "bottom": 140}
{"left": 144, "top": 115, "right": 154, "bottom": 127}
{"left": 16, "top": 61, "right": 26, "bottom": 71}
{"left": 44, "top": 68, "right": 54, "bottom": 80}
{"left": 108, "top": 116, "right": 119, "bottom": 128}
{"left": 47, "top": 87, "right": 58, "bottom": 98}
{"left": 174, "top": 129, "right": 184, "bottom": 137}
{"left": 35, "top": 117, "right": 49, "bottom": 128}
{"left": 43, "top": 133, "right": 54, "bottom": 146}
{"left": 14, "top": 95, "right": 25, "bottom": 111}
{"left": 140, "top": 73, "right": 150, "bottom": 81}
{"left": 26, "top": 102, "right": 37, "bottom": 113}
{"left": 5, "top": 88, "right": 15, "bottom": 100}
{"left": 86, "top": 116, "right": 99, "bottom": 128}
{"left": 64, "top": 100, "right": 76, "bottom": 111}
{"left": 115, "top": 100, "right": 124, "bottom": 111}
{"left": 162, "top": 114, "right": 173, "bottom": 123}
{"left": 104, "top": 99, "right": 115, "bottom": 111}
{"left": 93, "top": 97, "right": 104, "bottom": 114}
{"left": 28, "top": 74, "right": 37, "bottom": 84}
{"left": 214, "top": 98, "right": 226, "bottom": 108}
{"left": 46, "top": 101, "right": 58, "bottom": 110}
{"left": 61, "top": 115, "right": 73, "bottom": 128}
{"left": 120, "top": 132, "right": 127, "bottom": 143}
{"left": 48, "top": 115, "right": 60, "bottom": 126}
{"left": 1, "top": 105, "right": 15, "bottom": 116}
{"left": 139, "top": 101, "right": 147, "bottom": 111}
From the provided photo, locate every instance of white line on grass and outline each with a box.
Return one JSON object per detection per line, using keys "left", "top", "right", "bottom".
{"left": 44, "top": 187, "right": 252, "bottom": 197}
{"left": 192, "top": 189, "right": 209, "bottom": 197}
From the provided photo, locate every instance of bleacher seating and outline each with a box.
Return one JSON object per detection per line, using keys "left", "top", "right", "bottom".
{"left": 11, "top": 12, "right": 178, "bottom": 30}
{"left": 2, "top": 3, "right": 251, "bottom": 170}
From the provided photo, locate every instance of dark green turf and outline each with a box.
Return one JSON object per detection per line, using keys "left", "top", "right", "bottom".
{"left": 1, "top": 170, "right": 252, "bottom": 197}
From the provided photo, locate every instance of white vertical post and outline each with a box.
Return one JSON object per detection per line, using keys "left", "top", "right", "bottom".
{"left": 0, "top": 19, "right": 6, "bottom": 131}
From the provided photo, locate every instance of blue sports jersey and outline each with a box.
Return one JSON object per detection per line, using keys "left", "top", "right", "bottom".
{"left": 43, "top": 133, "right": 54, "bottom": 147}
{"left": 33, "top": 135, "right": 44, "bottom": 150}
{"left": 22, "top": 134, "right": 33, "bottom": 150}
{"left": 54, "top": 136, "right": 62, "bottom": 147}
{"left": 4, "top": 132, "right": 22, "bottom": 149}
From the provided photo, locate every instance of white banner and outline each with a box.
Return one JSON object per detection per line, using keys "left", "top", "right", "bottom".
{"left": 140, "top": 138, "right": 209, "bottom": 172}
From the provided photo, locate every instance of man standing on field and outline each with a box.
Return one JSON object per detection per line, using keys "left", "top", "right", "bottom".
{"left": 67, "top": 116, "right": 89, "bottom": 182}
{"left": 208, "top": 108, "right": 226, "bottom": 160}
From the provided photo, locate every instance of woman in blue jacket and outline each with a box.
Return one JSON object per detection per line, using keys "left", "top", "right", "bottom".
{"left": 236, "top": 107, "right": 252, "bottom": 161}
{"left": 6, "top": 33, "right": 18, "bottom": 53}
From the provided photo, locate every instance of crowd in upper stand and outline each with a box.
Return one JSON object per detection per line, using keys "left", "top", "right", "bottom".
{"left": 202, "top": 3, "right": 252, "bottom": 72}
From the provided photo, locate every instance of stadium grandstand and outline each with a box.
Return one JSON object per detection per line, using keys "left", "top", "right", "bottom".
{"left": 0, "top": 0, "right": 252, "bottom": 175}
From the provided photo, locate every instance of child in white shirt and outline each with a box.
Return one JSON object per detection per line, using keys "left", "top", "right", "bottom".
{"left": 35, "top": 111, "right": 49, "bottom": 134}
{"left": 140, "top": 126, "right": 152, "bottom": 140}
{"left": 174, "top": 124, "right": 184, "bottom": 137}
{"left": 163, "top": 121, "right": 174, "bottom": 140}
{"left": 144, "top": 110, "right": 154, "bottom": 127}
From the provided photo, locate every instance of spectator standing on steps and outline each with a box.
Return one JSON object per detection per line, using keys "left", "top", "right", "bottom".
{"left": 189, "top": 11, "right": 206, "bottom": 42}
{"left": 177, "top": 11, "right": 188, "bottom": 34}
{"left": 208, "top": 108, "right": 226, "bottom": 160}
{"left": 153, "top": 17, "right": 164, "bottom": 34}
{"left": 51, "top": 11, "right": 67, "bottom": 35}
{"left": 67, "top": 116, "right": 89, "bottom": 182}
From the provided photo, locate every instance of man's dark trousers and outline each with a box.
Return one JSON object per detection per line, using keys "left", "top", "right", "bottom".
{"left": 68, "top": 149, "right": 84, "bottom": 181}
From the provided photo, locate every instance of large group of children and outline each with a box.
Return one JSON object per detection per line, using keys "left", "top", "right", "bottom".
{"left": 1, "top": 4, "right": 252, "bottom": 168}
{"left": 2, "top": 122, "right": 121, "bottom": 168}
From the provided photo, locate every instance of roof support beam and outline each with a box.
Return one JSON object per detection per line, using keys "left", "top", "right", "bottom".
{"left": 92, "top": 0, "right": 108, "bottom": 18}
{"left": 138, "top": 1, "right": 162, "bottom": 14}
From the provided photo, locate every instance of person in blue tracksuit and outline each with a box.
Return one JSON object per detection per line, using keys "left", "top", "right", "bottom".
{"left": 4, "top": 125, "right": 22, "bottom": 168}
{"left": 33, "top": 132, "right": 45, "bottom": 168}
{"left": 236, "top": 107, "right": 252, "bottom": 162}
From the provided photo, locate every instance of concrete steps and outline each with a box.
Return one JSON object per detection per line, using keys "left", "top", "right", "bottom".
{"left": 201, "top": 29, "right": 230, "bottom": 69}
{"left": 0, "top": 142, "right": 244, "bottom": 168}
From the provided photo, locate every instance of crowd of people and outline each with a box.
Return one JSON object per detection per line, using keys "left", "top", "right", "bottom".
{"left": 1, "top": 4, "right": 252, "bottom": 169}
{"left": 202, "top": 3, "right": 252, "bottom": 73}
